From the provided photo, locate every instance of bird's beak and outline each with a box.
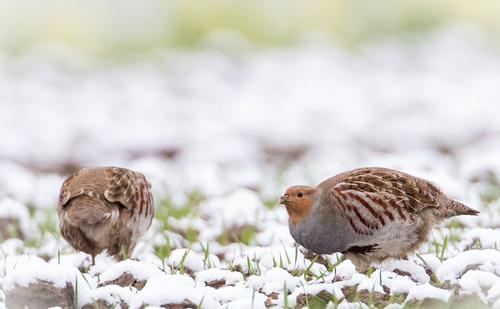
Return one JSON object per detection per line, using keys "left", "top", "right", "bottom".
{"left": 279, "top": 194, "right": 289, "bottom": 205}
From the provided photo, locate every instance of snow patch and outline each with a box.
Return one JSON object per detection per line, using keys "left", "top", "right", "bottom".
{"left": 195, "top": 268, "right": 244, "bottom": 286}
{"left": 98, "top": 259, "right": 165, "bottom": 283}
{"left": 459, "top": 228, "right": 500, "bottom": 250}
{"left": 0, "top": 198, "right": 31, "bottom": 238}
{"left": 248, "top": 267, "right": 301, "bottom": 294}
{"left": 166, "top": 249, "right": 220, "bottom": 272}
{"left": 437, "top": 249, "right": 500, "bottom": 282}
{"left": 224, "top": 293, "right": 267, "bottom": 309}
{"left": 86, "top": 285, "right": 134, "bottom": 307}
{"left": 3, "top": 261, "right": 92, "bottom": 305}
{"left": 406, "top": 284, "right": 451, "bottom": 303}
{"left": 143, "top": 274, "right": 196, "bottom": 289}
{"left": 199, "top": 189, "right": 264, "bottom": 226}
{"left": 382, "top": 259, "right": 430, "bottom": 284}
{"left": 132, "top": 285, "right": 220, "bottom": 309}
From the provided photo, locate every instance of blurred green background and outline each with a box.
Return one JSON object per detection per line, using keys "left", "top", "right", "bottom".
{"left": 1, "top": 0, "right": 499, "bottom": 57}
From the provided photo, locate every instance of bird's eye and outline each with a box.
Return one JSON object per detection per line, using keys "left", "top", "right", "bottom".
{"left": 297, "top": 192, "right": 304, "bottom": 198}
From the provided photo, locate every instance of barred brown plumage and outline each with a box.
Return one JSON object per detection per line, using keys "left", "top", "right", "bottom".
{"left": 57, "top": 166, "right": 154, "bottom": 264}
{"left": 280, "top": 167, "right": 479, "bottom": 271}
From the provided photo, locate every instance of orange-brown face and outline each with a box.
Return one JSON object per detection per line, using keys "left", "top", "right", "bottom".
{"left": 279, "top": 185, "right": 321, "bottom": 225}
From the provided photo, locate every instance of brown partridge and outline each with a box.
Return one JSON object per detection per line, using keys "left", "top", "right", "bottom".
{"left": 279, "top": 167, "right": 479, "bottom": 271}
{"left": 57, "top": 167, "right": 154, "bottom": 263}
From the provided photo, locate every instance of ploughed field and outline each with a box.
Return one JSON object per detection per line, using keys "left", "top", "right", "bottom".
{"left": 1, "top": 28, "right": 500, "bottom": 308}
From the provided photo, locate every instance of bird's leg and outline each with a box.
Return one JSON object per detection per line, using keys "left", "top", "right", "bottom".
{"left": 303, "top": 249, "right": 329, "bottom": 268}
{"left": 91, "top": 254, "right": 95, "bottom": 266}
{"left": 303, "top": 249, "right": 315, "bottom": 260}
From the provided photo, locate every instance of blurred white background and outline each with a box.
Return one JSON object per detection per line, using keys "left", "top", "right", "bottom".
{"left": 0, "top": 0, "right": 500, "bottom": 203}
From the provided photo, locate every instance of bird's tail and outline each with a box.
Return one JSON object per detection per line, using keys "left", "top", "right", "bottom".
{"left": 445, "top": 199, "right": 479, "bottom": 217}
{"left": 65, "top": 196, "right": 111, "bottom": 226}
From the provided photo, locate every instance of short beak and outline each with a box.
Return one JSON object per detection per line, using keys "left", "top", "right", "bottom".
{"left": 279, "top": 194, "right": 289, "bottom": 205}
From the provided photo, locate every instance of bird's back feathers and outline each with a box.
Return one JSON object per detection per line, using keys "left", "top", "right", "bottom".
{"left": 320, "top": 167, "right": 441, "bottom": 214}
{"left": 57, "top": 166, "right": 154, "bottom": 259}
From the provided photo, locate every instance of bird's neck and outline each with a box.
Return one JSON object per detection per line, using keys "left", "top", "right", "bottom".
{"left": 285, "top": 198, "right": 319, "bottom": 225}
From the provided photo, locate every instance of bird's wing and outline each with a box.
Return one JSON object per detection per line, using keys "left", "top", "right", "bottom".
{"left": 332, "top": 167, "right": 440, "bottom": 213}
{"left": 58, "top": 170, "right": 103, "bottom": 208}
{"left": 327, "top": 168, "right": 441, "bottom": 234}
{"left": 103, "top": 167, "right": 152, "bottom": 212}
{"left": 59, "top": 181, "right": 73, "bottom": 207}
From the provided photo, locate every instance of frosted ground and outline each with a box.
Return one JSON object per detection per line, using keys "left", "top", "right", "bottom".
{"left": 1, "top": 28, "right": 500, "bottom": 308}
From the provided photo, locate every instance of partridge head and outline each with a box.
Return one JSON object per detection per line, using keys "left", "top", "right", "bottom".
{"left": 280, "top": 186, "right": 322, "bottom": 225}
{"left": 280, "top": 167, "right": 479, "bottom": 272}
{"left": 57, "top": 167, "right": 154, "bottom": 263}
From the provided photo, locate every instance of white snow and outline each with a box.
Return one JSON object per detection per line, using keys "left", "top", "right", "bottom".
{"left": 459, "top": 270, "right": 500, "bottom": 295}
{"left": 132, "top": 285, "right": 221, "bottom": 309}
{"left": 0, "top": 239, "right": 26, "bottom": 257}
{"left": 49, "top": 252, "right": 91, "bottom": 269}
{"left": 388, "top": 275, "right": 417, "bottom": 295}
{"left": 199, "top": 189, "right": 264, "bottom": 227}
{"left": 437, "top": 249, "right": 500, "bottom": 282}
{"left": 212, "top": 286, "right": 257, "bottom": 303}
{"left": 85, "top": 285, "right": 134, "bottom": 307}
{"left": 135, "top": 253, "right": 166, "bottom": 270}
{"left": 229, "top": 245, "right": 326, "bottom": 275}
{"left": 0, "top": 197, "right": 31, "bottom": 238}
{"left": 493, "top": 298, "right": 500, "bottom": 309}
{"left": 0, "top": 254, "right": 46, "bottom": 277}
{"left": 283, "top": 283, "right": 344, "bottom": 307}
{"left": 325, "top": 260, "right": 357, "bottom": 281}
{"left": 336, "top": 268, "right": 416, "bottom": 296}
{"left": 356, "top": 270, "right": 386, "bottom": 294}
{"left": 333, "top": 273, "right": 369, "bottom": 289}
{"left": 143, "top": 274, "right": 196, "bottom": 289}
{"left": 382, "top": 260, "right": 430, "bottom": 284}
{"left": 88, "top": 252, "right": 117, "bottom": 276}
{"left": 0, "top": 162, "right": 37, "bottom": 204}
{"left": 255, "top": 224, "right": 295, "bottom": 246}
{"left": 384, "top": 304, "right": 403, "bottom": 309}
{"left": 249, "top": 267, "right": 301, "bottom": 294}
{"left": 98, "top": 259, "right": 165, "bottom": 283}
{"left": 152, "top": 230, "right": 189, "bottom": 251}
{"left": 224, "top": 293, "right": 267, "bottom": 309}
{"left": 2, "top": 261, "right": 92, "bottom": 305}
{"left": 166, "top": 248, "right": 220, "bottom": 272}
{"left": 337, "top": 301, "right": 369, "bottom": 309}
{"left": 406, "top": 284, "right": 452, "bottom": 303}
{"left": 487, "top": 281, "right": 500, "bottom": 305}
{"left": 195, "top": 268, "right": 244, "bottom": 286}
{"left": 2, "top": 27, "right": 500, "bottom": 308}
{"left": 412, "top": 254, "right": 442, "bottom": 275}
{"left": 459, "top": 228, "right": 500, "bottom": 250}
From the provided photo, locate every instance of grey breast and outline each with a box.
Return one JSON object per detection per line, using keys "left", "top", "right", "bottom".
{"left": 289, "top": 206, "right": 353, "bottom": 254}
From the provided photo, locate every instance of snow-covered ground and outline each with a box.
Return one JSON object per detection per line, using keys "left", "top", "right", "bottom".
{"left": 1, "top": 27, "right": 500, "bottom": 308}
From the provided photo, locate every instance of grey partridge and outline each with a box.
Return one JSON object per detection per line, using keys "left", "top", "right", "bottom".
{"left": 57, "top": 167, "right": 154, "bottom": 263}
{"left": 279, "top": 167, "right": 479, "bottom": 271}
